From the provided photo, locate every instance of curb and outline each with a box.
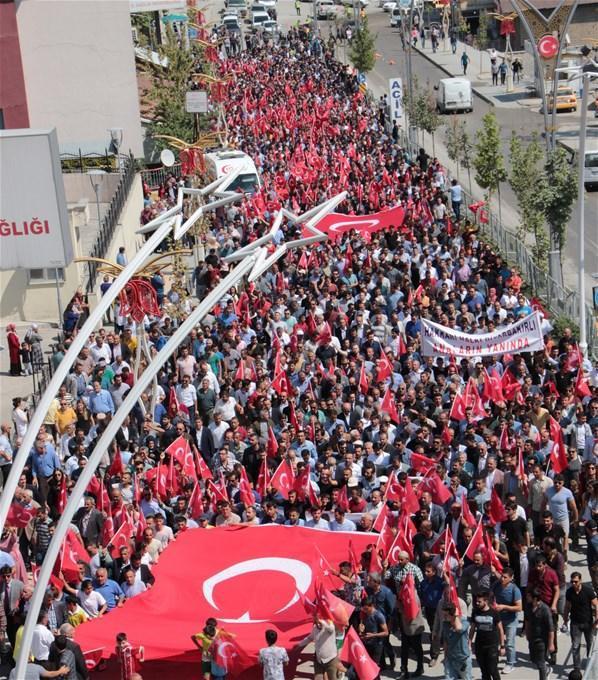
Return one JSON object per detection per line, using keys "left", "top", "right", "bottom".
{"left": 411, "top": 45, "right": 496, "bottom": 107}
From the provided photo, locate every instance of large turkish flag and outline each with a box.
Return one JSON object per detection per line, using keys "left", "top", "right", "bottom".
{"left": 75, "top": 525, "right": 374, "bottom": 679}
{"left": 302, "top": 205, "right": 405, "bottom": 241}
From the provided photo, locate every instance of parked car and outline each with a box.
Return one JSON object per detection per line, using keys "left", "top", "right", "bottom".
{"left": 262, "top": 19, "right": 280, "bottom": 34}
{"left": 383, "top": 1, "right": 397, "bottom": 11}
{"left": 316, "top": 0, "right": 337, "bottom": 19}
{"left": 221, "top": 14, "right": 241, "bottom": 34}
{"left": 251, "top": 9, "right": 270, "bottom": 29}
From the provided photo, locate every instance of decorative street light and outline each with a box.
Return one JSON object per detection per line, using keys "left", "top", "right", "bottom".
{"left": 87, "top": 169, "right": 106, "bottom": 229}
{"left": 554, "top": 63, "right": 598, "bottom": 357}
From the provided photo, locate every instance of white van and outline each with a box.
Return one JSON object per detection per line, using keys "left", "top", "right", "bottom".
{"left": 435, "top": 78, "right": 473, "bottom": 113}
{"left": 204, "top": 150, "right": 262, "bottom": 194}
{"left": 390, "top": 7, "right": 401, "bottom": 27}
{"left": 558, "top": 138, "right": 598, "bottom": 190}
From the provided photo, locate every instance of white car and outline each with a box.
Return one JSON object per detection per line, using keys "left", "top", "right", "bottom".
{"left": 262, "top": 19, "right": 280, "bottom": 33}
{"left": 383, "top": 0, "right": 397, "bottom": 10}
{"left": 251, "top": 10, "right": 270, "bottom": 28}
{"left": 316, "top": 0, "right": 337, "bottom": 18}
{"left": 257, "top": 0, "right": 276, "bottom": 7}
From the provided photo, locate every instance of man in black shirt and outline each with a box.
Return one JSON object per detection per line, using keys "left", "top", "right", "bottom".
{"left": 563, "top": 571, "right": 598, "bottom": 670}
{"left": 502, "top": 503, "right": 530, "bottom": 587}
{"left": 469, "top": 591, "right": 504, "bottom": 680}
{"left": 533, "top": 511, "right": 566, "bottom": 554}
{"left": 525, "top": 588, "right": 555, "bottom": 680}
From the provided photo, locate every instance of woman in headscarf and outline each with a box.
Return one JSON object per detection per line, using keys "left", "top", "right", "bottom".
{"left": 6, "top": 324, "right": 21, "bottom": 376}
{"left": 24, "top": 323, "right": 43, "bottom": 371}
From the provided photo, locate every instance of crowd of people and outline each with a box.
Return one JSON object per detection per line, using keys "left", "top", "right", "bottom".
{"left": 1, "top": 26, "right": 598, "bottom": 680}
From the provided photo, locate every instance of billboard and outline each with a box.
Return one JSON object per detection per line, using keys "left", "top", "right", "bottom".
{"left": 0, "top": 128, "right": 73, "bottom": 270}
{"left": 389, "top": 77, "right": 404, "bottom": 121}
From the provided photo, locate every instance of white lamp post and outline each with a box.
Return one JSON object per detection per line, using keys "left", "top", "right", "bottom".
{"left": 87, "top": 169, "right": 106, "bottom": 229}
{"left": 555, "top": 63, "right": 598, "bottom": 357}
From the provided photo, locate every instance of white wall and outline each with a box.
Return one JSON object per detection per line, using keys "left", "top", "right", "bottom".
{"left": 16, "top": 0, "right": 144, "bottom": 157}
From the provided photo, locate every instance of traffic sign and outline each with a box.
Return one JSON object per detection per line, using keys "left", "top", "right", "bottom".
{"left": 185, "top": 91, "right": 208, "bottom": 113}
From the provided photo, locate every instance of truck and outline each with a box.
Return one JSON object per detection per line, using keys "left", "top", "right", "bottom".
{"left": 435, "top": 78, "right": 473, "bottom": 113}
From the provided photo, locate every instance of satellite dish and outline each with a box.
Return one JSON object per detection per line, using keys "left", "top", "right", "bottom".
{"left": 160, "top": 149, "right": 176, "bottom": 167}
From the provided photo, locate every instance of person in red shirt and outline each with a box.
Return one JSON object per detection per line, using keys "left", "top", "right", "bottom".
{"left": 115, "top": 632, "right": 144, "bottom": 680}
{"left": 526, "top": 556, "right": 560, "bottom": 664}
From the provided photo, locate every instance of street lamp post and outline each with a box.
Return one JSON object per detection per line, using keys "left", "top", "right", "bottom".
{"left": 555, "top": 65, "right": 598, "bottom": 357}
{"left": 109, "top": 127, "right": 124, "bottom": 173}
{"left": 87, "top": 169, "right": 106, "bottom": 230}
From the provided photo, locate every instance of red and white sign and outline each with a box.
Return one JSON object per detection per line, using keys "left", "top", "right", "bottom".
{"left": 538, "top": 34, "right": 559, "bottom": 59}
{"left": 303, "top": 205, "right": 405, "bottom": 241}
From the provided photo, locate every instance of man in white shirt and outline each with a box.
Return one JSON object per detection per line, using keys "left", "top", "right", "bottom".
{"left": 176, "top": 375, "right": 198, "bottom": 422}
{"left": 209, "top": 411, "right": 230, "bottom": 450}
{"left": 153, "top": 515, "right": 174, "bottom": 549}
{"left": 176, "top": 346, "right": 196, "bottom": 381}
{"left": 31, "top": 610, "right": 56, "bottom": 664}
{"left": 89, "top": 337, "right": 111, "bottom": 367}
{"left": 305, "top": 507, "right": 330, "bottom": 530}
{"left": 296, "top": 616, "right": 338, "bottom": 680}
{"left": 329, "top": 508, "right": 356, "bottom": 532}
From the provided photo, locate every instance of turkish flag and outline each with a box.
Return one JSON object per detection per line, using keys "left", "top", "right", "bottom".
{"left": 269, "top": 460, "right": 294, "bottom": 499}
{"left": 109, "top": 513, "right": 134, "bottom": 558}
{"left": 194, "top": 448, "right": 213, "bottom": 481}
{"left": 167, "top": 436, "right": 197, "bottom": 479}
{"left": 575, "top": 368, "right": 591, "bottom": 398}
{"left": 499, "top": 424, "right": 514, "bottom": 452}
{"left": 359, "top": 363, "right": 369, "bottom": 395}
{"left": 348, "top": 540, "right": 362, "bottom": 576}
{"left": 188, "top": 482, "right": 204, "bottom": 520}
{"left": 380, "top": 385, "right": 400, "bottom": 424}
{"left": 266, "top": 426, "right": 279, "bottom": 458}
{"left": 235, "top": 358, "right": 246, "bottom": 382}
{"left": 501, "top": 369, "right": 521, "bottom": 402}
{"left": 336, "top": 484, "right": 350, "bottom": 512}
{"left": 107, "top": 448, "right": 125, "bottom": 478}
{"left": 75, "top": 526, "right": 376, "bottom": 675}
{"left": 56, "top": 474, "right": 68, "bottom": 515}
{"left": 399, "top": 573, "right": 419, "bottom": 622}
{"left": 293, "top": 465, "right": 311, "bottom": 501}
{"left": 256, "top": 457, "right": 270, "bottom": 498}
{"left": 549, "top": 417, "right": 568, "bottom": 474}
{"left": 489, "top": 488, "right": 507, "bottom": 524}
{"left": 375, "top": 513, "right": 395, "bottom": 558}
{"left": 484, "top": 529, "right": 504, "bottom": 573}
{"left": 464, "top": 519, "right": 486, "bottom": 560}
{"left": 66, "top": 528, "right": 90, "bottom": 564}
{"left": 384, "top": 470, "right": 403, "bottom": 503}
{"left": 210, "top": 637, "right": 249, "bottom": 676}
{"left": 339, "top": 626, "right": 380, "bottom": 680}
{"left": 483, "top": 369, "right": 505, "bottom": 406}
{"left": 376, "top": 351, "right": 393, "bottom": 381}
{"left": 447, "top": 570, "right": 462, "bottom": 615}
{"left": 449, "top": 391, "right": 466, "bottom": 421}
{"left": 417, "top": 469, "right": 452, "bottom": 505}
{"left": 302, "top": 205, "right": 406, "bottom": 242}
{"left": 387, "top": 526, "right": 413, "bottom": 564}
{"left": 315, "top": 580, "right": 354, "bottom": 627}
{"left": 460, "top": 498, "right": 477, "bottom": 528}
{"left": 82, "top": 648, "right": 104, "bottom": 670}
{"left": 401, "top": 477, "right": 421, "bottom": 514}
{"left": 410, "top": 452, "right": 437, "bottom": 474}
{"left": 372, "top": 501, "right": 390, "bottom": 533}
{"left": 206, "top": 479, "right": 229, "bottom": 506}
{"left": 6, "top": 501, "right": 37, "bottom": 528}
{"left": 135, "top": 509, "right": 147, "bottom": 544}
{"left": 145, "top": 465, "right": 168, "bottom": 500}
{"left": 239, "top": 478, "right": 255, "bottom": 508}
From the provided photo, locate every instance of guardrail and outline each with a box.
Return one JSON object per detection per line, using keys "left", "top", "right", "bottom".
{"left": 141, "top": 164, "right": 182, "bottom": 190}
{"left": 84, "top": 153, "right": 139, "bottom": 293}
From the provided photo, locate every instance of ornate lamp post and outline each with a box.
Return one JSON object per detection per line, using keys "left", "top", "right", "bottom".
{"left": 490, "top": 13, "right": 517, "bottom": 92}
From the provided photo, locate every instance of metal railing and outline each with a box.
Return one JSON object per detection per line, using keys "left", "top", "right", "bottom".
{"left": 31, "top": 358, "right": 54, "bottom": 410}
{"left": 84, "top": 153, "right": 139, "bottom": 293}
{"left": 140, "top": 164, "right": 182, "bottom": 190}
{"left": 60, "top": 150, "right": 120, "bottom": 174}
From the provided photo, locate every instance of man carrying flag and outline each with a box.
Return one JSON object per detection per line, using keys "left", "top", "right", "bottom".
{"left": 296, "top": 612, "right": 339, "bottom": 680}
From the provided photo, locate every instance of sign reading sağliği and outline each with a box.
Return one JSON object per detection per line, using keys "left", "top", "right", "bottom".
{"left": 0, "top": 128, "right": 73, "bottom": 270}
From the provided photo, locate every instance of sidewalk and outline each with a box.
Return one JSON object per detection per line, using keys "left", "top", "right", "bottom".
{"left": 412, "top": 38, "right": 542, "bottom": 110}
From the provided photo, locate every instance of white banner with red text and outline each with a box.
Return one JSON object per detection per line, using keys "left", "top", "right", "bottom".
{"left": 421, "top": 312, "right": 545, "bottom": 358}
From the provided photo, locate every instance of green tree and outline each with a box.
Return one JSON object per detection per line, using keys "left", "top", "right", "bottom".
{"left": 473, "top": 111, "right": 506, "bottom": 209}
{"left": 349, "top": 17, "right": 376, "bottom": 74}
{"left": 476, "top": 10, "right": 490, "bottom": 74}
{"left": 544, "top": 147, "right": 577, "bottom": 255}
{"left": 142, "top": 25, "right": 201, "bottom": 148}
{"left": 460, "top": 128, "right": 474, "bottom": 195}
{"left": 445, "top": 117, "right": 462, "bottom": 179}
{"left": 509, "top": 132, "right": 550, "bottom": 269}
{"left": 421, "top": 89, "right": 441, "bottom": 157}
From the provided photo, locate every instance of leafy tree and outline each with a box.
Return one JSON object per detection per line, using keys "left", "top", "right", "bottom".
{"left": 544, "top": 147, "right": 577, "bottom": 254}
{"left": 460, "top": 128, "right": 474, "bottom": 195}
{"left": 421, "top": 89, "right": 441, "bottom": 157}
{"left": 509, "top": 132, "right": 550, "bottom": 269}
{"left": 445, "top": 117, "right": 462, "bottom": 179}
{"left": 142, "top": 25, "right": 202, "bottom": 148}
{"left": 349, "top": 17, "right": 376, "bottom": 74}
{"left": 473, "top": 111, "right": 506, "bottom": 207}
{"left": 476, "top": 10, "right": 490, "bottom": 74}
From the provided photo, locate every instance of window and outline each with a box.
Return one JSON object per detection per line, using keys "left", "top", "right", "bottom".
{"left": 28, "top": 268, "right": 65, "bottom": 283}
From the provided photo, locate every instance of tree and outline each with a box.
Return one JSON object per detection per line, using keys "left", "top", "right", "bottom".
{"left": 421, "top": 89, "right": 441, "bottom": 157}
{"left": 142, "top": 25, "right": 202, "bottom": 148}
{"left": 445, "top": 117, "right": 462, "bottom": 179}
{"left": 544, "top": 147, "right": 577, "bottom": 255}
{"left": 509, "top": 132, "right": 551, "bottom": 269}
{"left": 349, "top": 17, "right": 376, "bottom": 74}
{"left": 473, "top": 112, "right": 506, "bottom": 210}
{"left": 476, "top": 10, "right": 490, "bottom": 75}
{"left": 460, "top": 128, "right": 474, "bottom": 196}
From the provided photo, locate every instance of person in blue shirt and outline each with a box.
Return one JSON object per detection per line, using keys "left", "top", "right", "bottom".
{"left": 405, "top": 313, "right": 422, "bottom": 339}
{"left": 29, "top": 438, "right": 61, "bottom": 502}
{"left": 441, "top": 602, "right": 472, "bottom": 680}
{"left": 329, "top": 508, "right": 356, "bottom": 532}
{"left": 93, "top": 567, "right": 125, "bottom": 610}
{"left": 366, "top": 571, "right": 396, "bottom": 670}
{"left": 420, "top": 563, "right": 445, "bottom": 666}
{"left": 88, "top": 381, "right": 115, "bottom": 416}
{"left": 492, "top": 567, "right": 522, "bottom": 673}
{"left": 219, "top": 301, "right": 238, "bottom": 327}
